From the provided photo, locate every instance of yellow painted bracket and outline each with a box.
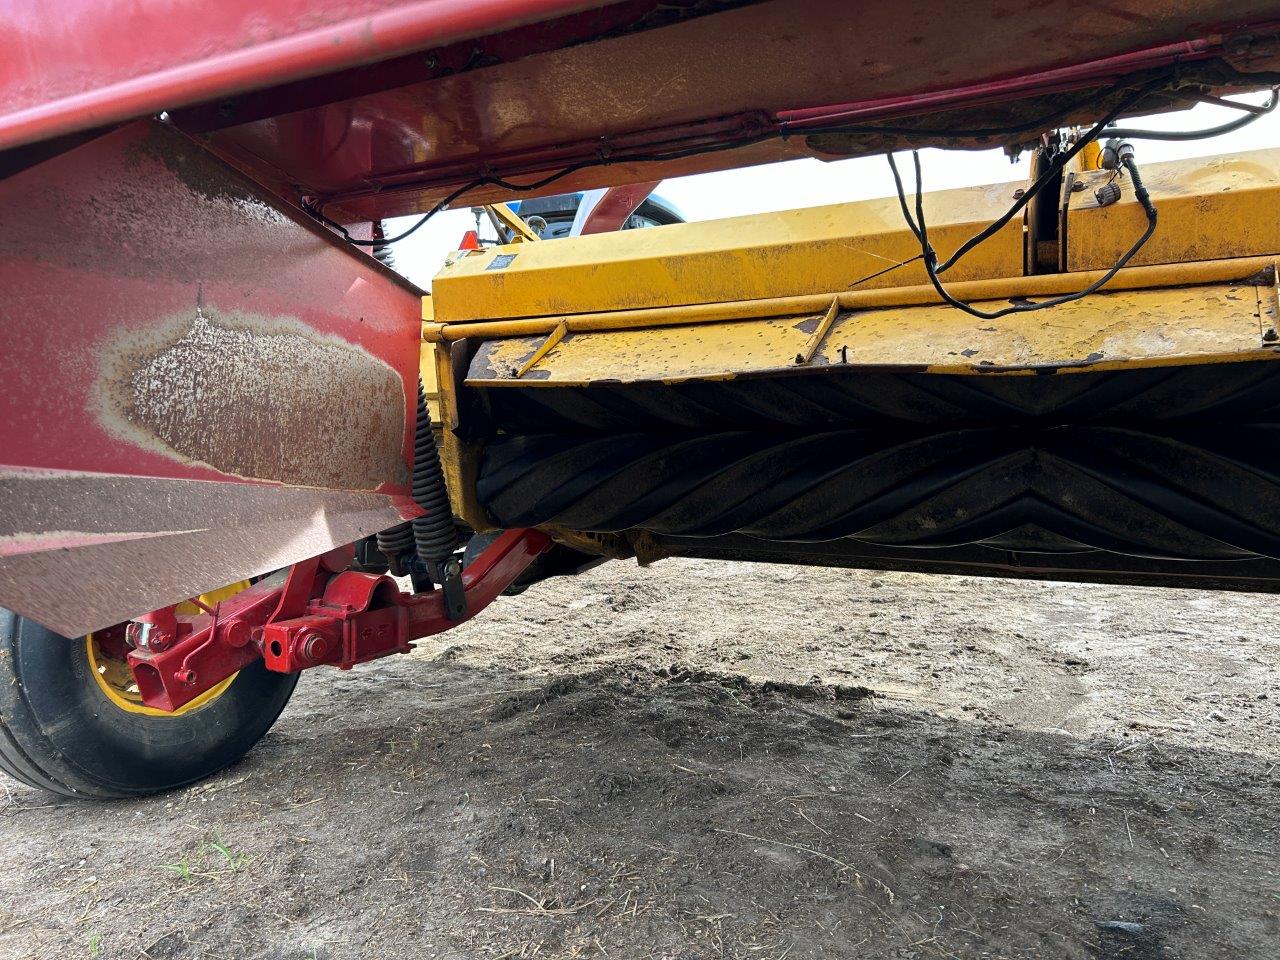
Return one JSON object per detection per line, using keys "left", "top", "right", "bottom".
{"left": 794, "top": 297, "right": 840, "bottom": 365}
{"left": 484, "top": 203, "right": 541, "bottom": 243}
{"left": 1262, "top": 257, "right": 1280, "bottom": 342}
{"left": 515, "top": 320, "right": 568, "bottom": 378}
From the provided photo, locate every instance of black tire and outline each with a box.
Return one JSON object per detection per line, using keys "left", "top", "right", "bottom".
{"left": 0, "top": 608, "right": 297, "bottom": 799}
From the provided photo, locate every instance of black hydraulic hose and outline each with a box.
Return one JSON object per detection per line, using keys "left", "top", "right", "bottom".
{"left": 409, "top": 381, "right": 457, "bottom": 580}
{"left": 889, "top": 149, "right": 1158, "bottom": 320}
{"left": 305, "top": 73, "right": 1180, "bottom": 249}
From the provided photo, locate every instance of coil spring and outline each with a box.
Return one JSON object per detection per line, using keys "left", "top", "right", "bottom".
{"left": 372, "top": 220, "right": 396, "bottom": 271}
{"left": 410, "top": 382, "right": 457, "bottom": 573}
{"left": 376, "top": 381, "right": 455, "bottom": 574}
{"left": 375, "top": 522, "right": 414, "bottom": 559}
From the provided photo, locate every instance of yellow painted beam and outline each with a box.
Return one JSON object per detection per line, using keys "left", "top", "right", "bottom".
{"left": 430, "top": 180, "right": 1027, "bottom": 322}
{"left": 425, "top": 255, "right": 1275, "bottom": 343}
{"left": 484, "top": 202, "right": 541, "bottom": 243}
{"left": 465, "top": 281, "right": 1280, "bottom": 384}
{"left": 1068, "top": 147, "right": 1280, "bottom": 272}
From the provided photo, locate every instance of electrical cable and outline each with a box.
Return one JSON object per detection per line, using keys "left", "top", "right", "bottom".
{"left": 883, "top": 79, "right": 1272, "bottom": 317}
{"left": 888, "top": 148, "right": 1158, "bottom": 319}
{"left": 303, "top": 74, "right": 1171, "bottom": 246}
{"left": 931, "top": 77, "right": 1163, "bottom": 275}
{"left": 305, "top": 69, "right": 1266, "bottom": 303}
{"left": 1106, "top": 86, "right": 1277, "bottom": 140}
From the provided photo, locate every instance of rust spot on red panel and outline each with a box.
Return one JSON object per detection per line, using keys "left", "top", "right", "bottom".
{"left": 96, "top": 307, "right": 408, "bottom": 490}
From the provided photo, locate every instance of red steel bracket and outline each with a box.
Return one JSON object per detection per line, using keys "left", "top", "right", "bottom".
{"left": 127, "top": 529, "right": 551, "bottom": 711}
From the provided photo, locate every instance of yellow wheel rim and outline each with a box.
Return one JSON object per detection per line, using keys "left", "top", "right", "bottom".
{"left": 86, "top": 581, "right": 250, "bottom": 718}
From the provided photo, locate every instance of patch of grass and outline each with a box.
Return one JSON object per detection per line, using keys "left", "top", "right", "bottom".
{"left": 87, "top": 933, "right": 102, "bottom": 957}
{"left": 160, "top": 834, "right": 249, "bottom": 882}
{"left": 162, "top": 858, "right": 192, "bottom": 881}
{"left": 203, "top": 837, "right": 249, "bottom": 872}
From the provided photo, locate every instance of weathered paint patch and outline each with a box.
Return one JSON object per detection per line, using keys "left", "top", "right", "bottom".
{"left": 96, "top": 306, "right": 408, "bottom": 490}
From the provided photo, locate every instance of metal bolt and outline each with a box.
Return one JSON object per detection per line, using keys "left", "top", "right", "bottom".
{"left": 221, "top": 619, "right": 252, "bottom": 648}
{"left": 129, "top": 621, "right": 173, "bottom": 653}
{"left": 1264, "top": 328, "right": 1279, "bottom": 343}
{"left": 299, "top": 631, "right": 331, "bottom": 665}
{"left": 1011, "top": 188, "right": 1026, "bottom": 199}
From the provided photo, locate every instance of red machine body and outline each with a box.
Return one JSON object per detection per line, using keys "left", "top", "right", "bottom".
{"left": 6, "top": 2, "right": 1278, "bottom": 220}
{"left": 0, "top": 119, "right": 425, "bottom": 637}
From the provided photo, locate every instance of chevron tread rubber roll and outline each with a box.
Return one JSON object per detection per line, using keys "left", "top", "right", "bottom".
{"left": 479, "top": 363, "right": 1280, "bottom": 433}
{"left": 472, "top": 364, "right": 1280, "bottom": 562}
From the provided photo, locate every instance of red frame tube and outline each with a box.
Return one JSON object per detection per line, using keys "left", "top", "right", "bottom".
{"left": 776, "top": 32, "right": 1245, "bottom": 128}
{"left": 128, "top": 529, "right": 552, "bottom": 712}
{"left": 0, "top": 0, "right": 611, "bottom": 152}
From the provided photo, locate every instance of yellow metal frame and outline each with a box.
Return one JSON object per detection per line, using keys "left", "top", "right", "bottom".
{"left": 421, "top": 150, "right": 1280, "bottom": 436}
{"left": 1067, "top": 147, "right": 1280, "bottom": 273}
{"left": 465, "top": 276, "right": 1280, "bottom": 384}
{"left": 427, "top": 148, "right": 1280, "bottom": 345}
{"left": 425, "top": 255, "right": 1276, "bottom": 344}
{"left": 430, "top": 180, "right": 1027, "bottom": 323}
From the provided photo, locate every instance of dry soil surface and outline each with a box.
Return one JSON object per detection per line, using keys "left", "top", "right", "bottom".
{"left": 0, "top": 559, "right": 1277, "bottom": 960}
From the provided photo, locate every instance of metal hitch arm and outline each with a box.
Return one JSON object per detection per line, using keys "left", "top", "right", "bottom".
{"left": 127, "top": 529, "right": 551, "bottom": 712}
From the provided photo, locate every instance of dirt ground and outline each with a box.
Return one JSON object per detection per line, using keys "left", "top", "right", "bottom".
{"left": 0, "top": 558, "right": 1277, "bottom": 960}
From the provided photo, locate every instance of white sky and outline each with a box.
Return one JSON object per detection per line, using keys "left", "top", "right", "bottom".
{"left": 390, "top": 93, "right": 1280, "bottom": 290}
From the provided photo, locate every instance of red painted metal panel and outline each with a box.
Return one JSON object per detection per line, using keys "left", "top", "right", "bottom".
{"left": 579, "top": 182, "right": 660, "bottom": 235}
{"left": 0, "top": 0, "right": 615, "bottom": 152}
{"left": 196, "top": 0, "right": 1280, "bottom": 221}
{"left": 0, "top": 119, "right": 424, "bottom": 636}
{"left": 6, "top": 0, "right": 1278, "bottom": 220}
